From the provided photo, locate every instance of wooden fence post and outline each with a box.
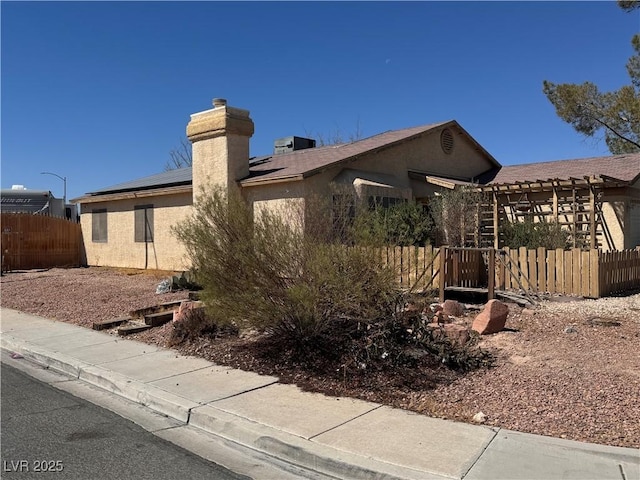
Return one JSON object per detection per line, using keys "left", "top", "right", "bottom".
{"left": 488, "top": 248, "right": 495, "bottom": 299}
{"left": 439, "top": 246, "right": 447, "bottom": 301}
{"left": 590, "top": 249, "right": 599, "bottom": 298}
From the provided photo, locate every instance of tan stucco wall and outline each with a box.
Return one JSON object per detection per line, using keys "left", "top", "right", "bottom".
{"left": 600, "top": 200, "right": 625, "bottom": 251}
{"left": 80, "top": 192, "right": 193, "bottom": 271}
{"left": 192, "top": 133, "right": 250, "bottom": 198}
{"left": 627, "top": 179, "right": 640, "bottom": 249}
{"left": 600, "top": 183, "right": 640, "bottom": 251}
{"left": 188, "top": 103, "right": 253, "bottom": 201}
{"left": 243, "top": 181, "right": 307, "bottom": 232}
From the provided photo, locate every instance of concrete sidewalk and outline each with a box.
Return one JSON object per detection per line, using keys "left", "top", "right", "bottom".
{"left": 1, "top": 307, "right": 638, "bottom": 480}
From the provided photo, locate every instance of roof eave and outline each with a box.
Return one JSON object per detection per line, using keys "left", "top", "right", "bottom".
{"left": 239, "top": 174, "right": 305, "bottom": 187}
{"left": 74, "top": 184, "right": 193, "bottom": 204}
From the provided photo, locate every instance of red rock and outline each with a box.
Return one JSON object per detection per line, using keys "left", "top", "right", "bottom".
{"left": 173, "top": 301, "right": 203, "bottom": 323}
{"left": 431, "top": 303, "right": 443, "bottom": 313}
{"left": 442, "top": 324, "right": 471, "bottom": 346}
{"left": 436, "top": 323, "right": 471, "bottom": 346}
{"left": 442, "top": 299, "right": 464, "bottom": 317}
{"left": 434, "top": 311, "right": 452, "bottom": 324}
{"left": 427, "top": 323, "right": 470, "bottom": 346}
{"left": 472, "top": 299, "right": 509, "bottom": 335}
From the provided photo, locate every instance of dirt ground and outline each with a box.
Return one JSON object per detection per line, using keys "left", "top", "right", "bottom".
{"left": 1, "top": 267, "right": 638, "bottom": 448}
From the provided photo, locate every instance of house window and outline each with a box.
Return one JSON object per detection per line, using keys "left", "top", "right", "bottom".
{"left": 92, "top": 209, "right": 107, "bottom": 243}
{"left": 134, "top": 205, "right": 154, "bottom": 243}
{"left": 367, "top": 196, "right": 404, "bottom": 210}
{"left": 332, "top": 194, "right": 356, "bottom": 242}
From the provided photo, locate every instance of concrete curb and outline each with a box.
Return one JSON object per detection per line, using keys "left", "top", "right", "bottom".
{"left": 0, "top": 334, "right": 448, "bottom": 480}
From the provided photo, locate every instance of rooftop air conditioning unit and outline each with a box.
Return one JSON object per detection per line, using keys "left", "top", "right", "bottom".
{"left": 273, "top": 136, "right": 316, "bottom": 155}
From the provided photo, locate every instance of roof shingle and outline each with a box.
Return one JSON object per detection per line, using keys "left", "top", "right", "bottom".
{"left": 487, "top": 153, "right": 640, "bottom": 185}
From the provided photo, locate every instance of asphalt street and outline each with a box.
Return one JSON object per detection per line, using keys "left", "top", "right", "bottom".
{"left": 1, "top": 362, "right": 250, "bottom": 480}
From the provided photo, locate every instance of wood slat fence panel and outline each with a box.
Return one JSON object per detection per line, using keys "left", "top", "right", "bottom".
{"left": 380, "top": 245, "right": 439, "bottom": 291}
{"left": 599, "top": 249, "right": 640, "bottom": 296}
{"left": 382, "top": 245, "right": 640, "bottom": 298}
{"left": 493, "top": 247, "right": 640, "bottom": 298}
{"left": 1, "top": 213, "right": 83, "bottom": 271}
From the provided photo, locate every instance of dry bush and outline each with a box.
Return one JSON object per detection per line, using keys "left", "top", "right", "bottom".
{"left": 173, "top": 186, "right": 400, "bottom": 348}
{"left": 168, "top": 307, "right": 238, "bottom": 347}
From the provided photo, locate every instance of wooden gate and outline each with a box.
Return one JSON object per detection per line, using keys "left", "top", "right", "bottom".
{"left": 1, "top": 213, "right": 84, "bottom": 271}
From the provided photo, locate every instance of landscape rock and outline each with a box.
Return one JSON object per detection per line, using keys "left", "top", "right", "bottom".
{"left": 433, "top": 311, "right": 452, "bottom": 324}
{"left": 428, "top": 323, "right": 471, "bottom": 346}
{"left": 472, "top": 299, "right": 509, "bottom": 335}
{"left": 473, "top": 412, "right": 488, "bottom": 423}
{"left": 429, "top": 303, "right": 443, "bottom": 313}
{"left": 443, "top": 324, "right": 471, "bottom": 346}
{"left": 521, "top": 308, "right": 536, "bottom": 316}
{"left": 155, "top": 279, "right": 171, "bottom": 294}
{"left": 442, "top": 299, "right": 464, "bottom": 317}
{"left": 173, "top": 300, "right": 204, "bottom": 323}
{"left": 563, "top": 325, "right": 578, "bottom": 334}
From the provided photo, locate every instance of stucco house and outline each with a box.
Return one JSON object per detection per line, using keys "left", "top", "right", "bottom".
{"left": 73, "top": 98, "right": 640, "bottom": 271}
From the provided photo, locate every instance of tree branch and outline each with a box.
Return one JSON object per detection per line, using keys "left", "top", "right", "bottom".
{"left": 580, "top": 104, "right": 640, "bottom": 150}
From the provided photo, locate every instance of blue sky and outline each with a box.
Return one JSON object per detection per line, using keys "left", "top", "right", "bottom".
{"left": 2, "top": 1, "right": 638, "bottom": 201}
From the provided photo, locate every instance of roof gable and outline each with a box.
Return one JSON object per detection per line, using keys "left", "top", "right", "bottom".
{"left": 242, "top": 121, "right": 500, "bottom": 185}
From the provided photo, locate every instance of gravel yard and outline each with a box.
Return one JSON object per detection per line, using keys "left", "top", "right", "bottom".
{"left": 1, "top": 267, "right": 638, "bottom": 448}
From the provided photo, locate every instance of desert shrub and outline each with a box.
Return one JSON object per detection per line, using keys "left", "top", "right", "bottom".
{"left": 418, "top": 325, "right": 494, "bottom": 371}
{"left": 168, "top": 307, "right": 238, "bottom": 347}
{"left": 501, "top": 219, "right": 570, "bottom": 249}
{"left": 172, "top": 186, "right": 401, "bottom": 347}
{"left": 354, "top": 200, "right": 435, "bottom": 246}
{"left": 342, "top": 309, "right": 494, "bottom": 373}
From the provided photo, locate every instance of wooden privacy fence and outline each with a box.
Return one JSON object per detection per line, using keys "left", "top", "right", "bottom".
{"left": 1, "top": 213, "right": 84, "bottom": 271}
{"left": 599, "top": 249, "right": 640, "bottom": 296}
{"left": 381, "top": 245, "right": 640, "bottom": 298}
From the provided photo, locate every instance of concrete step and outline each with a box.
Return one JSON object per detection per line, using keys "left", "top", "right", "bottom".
{"left": 118, "top": 323, "right": 153, "bottom": 336}
{"left": 93, "top": 316, "right": 131, "bottom": 331}
{"left": 144, "top": 311, "right": 175, "bottom": 327}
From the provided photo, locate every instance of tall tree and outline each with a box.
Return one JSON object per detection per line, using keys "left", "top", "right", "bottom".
{"left": 543, "top": 1, "right": 640, "bottom": 154}
{"left": 165, "top": 137, "right": 192, "bottom": 170}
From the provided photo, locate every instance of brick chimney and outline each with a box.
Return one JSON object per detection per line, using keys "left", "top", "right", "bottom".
{"left": 186, "top": 98, "right": 254, "bottom": 202}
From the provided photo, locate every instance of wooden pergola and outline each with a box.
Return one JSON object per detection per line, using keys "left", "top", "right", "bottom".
{"left": 476, "top": 175, "right": 629, "bottom": 250}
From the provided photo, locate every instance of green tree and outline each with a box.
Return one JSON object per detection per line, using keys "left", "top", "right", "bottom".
{"left": 501, "top": 219, "right": 569, "bottom": 250}
{"left": 354, "top": 200, "right": 435, "bottom": 247}
{"left": 430, "top": 186, "right": 486, "bottom": 247}
{"left": 543, "top": 1, "right": 640, "bottom": 154}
